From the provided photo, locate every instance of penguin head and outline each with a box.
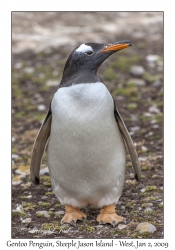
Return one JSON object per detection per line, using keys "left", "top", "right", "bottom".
{"left": 61, "top": 40, "right": 132, "bottom": 84}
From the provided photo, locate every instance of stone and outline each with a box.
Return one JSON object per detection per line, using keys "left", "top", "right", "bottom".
{"left": 118, "top": 224, "right": 127, "bottom": 230}
{"left": 145, "top": 131, "right": 154, "bottom": 137}
{"left": 138, "top": 157, "right": 147, "bottom": 162}
{"left": 41, "top": 195, "right": 49, "bottom": 200}
{"left": 36, "top": 211, "right": 50, "bottom": 218}
{"left": 146, "top": 54, "right": 160, "bottom": 62}
{"left": 152, "top": 80, "right": 161, "bottom": 86}
{"left": 130, "top": 126, "right": 140, "bottom": 131}
{"left": 149, "top": 105, "right": 160, "bottom": 114}
{"left": 22, "top": 218, "right": 32, "bottom": 223}
{"left": 12, "top": 175, "right": 23, "bottom": 185}
{"left": 55, "top": 211, "right": 65, "bottom": 215}
{"left": 144, "top": 207, "right": 153, "bottom": 212}
{"left": 26, "top": 195, "right": 32, "bottom": 199}
{"left": 29, "top": 227, "right": 39, "bottom": 234}
{"left": 40, "top": 167, "right": 49, "bottom": 175}
{"left": 127, "top": 78, "right": 146, "bottom": 86}
{"left": 130, "top": 65, "right": 145, "bottom": 77}
{"left": 136, "top": 222, "right": 157, "bottom": 233}
{"left": 142, "top": 203, "right": 153, "bottom": 208}
{"left": 12, "top": 154, "right": 19, "bottom": 159}
{"left": 129, "top": 173, "right": 135, "bottom": 179}
{"left": 42, "top": 230, "right": 53, "bottom": 235}
{"left": 46, "top": 80, "right": 60, "bottom": 86}
{"left": 141, "top": 146, "right": 147, "bottom": 152}
{"left": 37, "top": 104, "right": 46, "bottom": 111}
{"left": 15, "top": 165, "right": 30, "bottom": 176}
{"left": 140, "top": 188, "right": 146, "bottom": 193}
{"left": 23, "top": 67, "right": 34, "bottom": 74}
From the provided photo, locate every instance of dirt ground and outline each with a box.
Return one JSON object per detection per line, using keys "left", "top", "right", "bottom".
{"left": 12, "top": 12, "right": 163, "bottom": 239}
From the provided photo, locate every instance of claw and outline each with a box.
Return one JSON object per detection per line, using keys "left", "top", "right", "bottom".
{"left": 112, "top": 220, "right": 116, "bottom": 227}
{"left": 70, "top": 220, "right": 76, "bottom": 227}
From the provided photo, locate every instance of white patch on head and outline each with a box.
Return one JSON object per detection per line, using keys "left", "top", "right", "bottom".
{"left": 75, "top": 44, "right": 93, "bottom": 53}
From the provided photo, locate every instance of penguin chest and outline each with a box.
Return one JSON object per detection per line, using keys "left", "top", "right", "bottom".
{"left": 48, "top": 82, "right": 126, "bottom": 207}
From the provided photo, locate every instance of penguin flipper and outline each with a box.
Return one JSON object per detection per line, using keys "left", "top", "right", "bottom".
{"left": 30, "top": 109, "right": 52, "bottom": 184}
{"left": 113, "top": 100, "right": 141, "bottom": 181}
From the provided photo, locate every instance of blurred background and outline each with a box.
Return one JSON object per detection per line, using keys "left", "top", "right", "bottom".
{"left": 12, "top": 12, "right": 163, "bottom": 239}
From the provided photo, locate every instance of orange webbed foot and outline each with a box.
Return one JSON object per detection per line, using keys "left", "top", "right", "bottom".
{"left": 96, "top": 204, "right": 124, "bottom": 227}
{"left": 61, "top": 205, "right": 87, "bottom": 226}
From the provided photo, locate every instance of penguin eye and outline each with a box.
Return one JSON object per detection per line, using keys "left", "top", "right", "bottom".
{"left": 85, "top": 51, "right": 94, "bottom": 56}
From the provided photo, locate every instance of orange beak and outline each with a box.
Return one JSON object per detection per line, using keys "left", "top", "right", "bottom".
{"left": 101, "top": 41, "right": 132, "bottom": 53}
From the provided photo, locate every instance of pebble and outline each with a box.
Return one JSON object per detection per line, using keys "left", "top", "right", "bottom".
{"left": 12, "top": 175, "right": 23, "bottom": 185}
{"left": 118, "top": 224, "right": 127, "bottom": 230}
{"left": 140, "top": 188, "right": 146, "bottom": 193}
{"left": 41, "top": 195, "right": 49, "bottom": 200}
{"left": 144, "top": 207, "right": 153, "bottom": 212}
{"left": 129, "top": 126, "right": 140, "bottom": 131}
{"left": 129, "top": 173, "right": 135, "bottom": 179}
{"left": 145, "top": 131, "right": 153, "bottom": 137}
{"left": 142, "top": 203, "right": 153, "bottom": 208}
{"left": 143, "top": 112, "right": 153, "bottom": 117}
{"left": 37, "top": 104, "right": 46, "bottom": 111}
{"left": 15, "top": 165, "right": 30, "bottom": 176}
{"left": 152, "top": 80, "right": 162, "bottom": 87}
{"left": 141, "top": 146, "right": 147, "bottom": 152}
{"left": 34, "top": 93, "right": 44, "bottom": 102}
{"left": 42, "top": 230, "right": 53, "bottom": 235}
{"left": 55, "top": 211, "right": 65, "bottom": 215}
{"left": 150, "top": 119, "right": 157, "bottom": 124}
{"left": 138, "top": 157, "right": 147, "bottom": 162}
{"left": 136, "top": 222, "right": 157, "bottom": 233}
{"left": 125, "top": 180, "right": 136, "bottom": 185}
{"left": 21, "top": 218, "right": 32, "bottom": 223}
{"left": 29, "top": 227, "right": 39, "bottom": 234}
{"left": 130, "top": 65, "right": 145, "bottom": 77}
{"left": 26, "top": 195, "right": 32, "bottom": 199}
{"left": 149, "top": 105, "right": 160, "bottom": 114}
{"left": 36, "top": 211, "right": 50, "bottom": 218}
{"left": 12, "top": 154, "right": 19, "bottom": 159}
{"left": 23, "top": 67, "right": 34, "bottom": 74}
{"left": 46, "top": 80, "right": 60, "bottom": 87}
{"left": 146, "top": 54, "right": 160, "bottom": 62}
{"left": 14, "top": 62, "right": 23, "bottom": 69}
{"left": 40, "top": 167, "right": 49, "bottom": 175}
{"left": 127, "top": 78, "right": 146, "bottom": 86}
{"left": 130, "top": 114, "right": 139, "bottom": 122}
{"left": 13, "top": 204, "right": 23, "bottom": 212}
{"left": 152, "top": 124, "right": 159, "bottom": 129}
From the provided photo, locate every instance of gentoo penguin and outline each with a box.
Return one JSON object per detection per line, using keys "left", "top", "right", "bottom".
{"left": 30, "top": 40, "right": 141, "bottom": 227}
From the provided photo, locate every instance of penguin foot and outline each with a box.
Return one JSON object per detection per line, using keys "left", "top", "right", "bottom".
{"left": 61, "top": 205, "right": 87, "bottom": 226}
{"left": 96, "top": 204, "right": 124, "bottom": 227}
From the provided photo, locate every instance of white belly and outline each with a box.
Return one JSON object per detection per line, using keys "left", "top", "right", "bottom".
{"left": 48, "top": 82, "right": 126, "bottom": 208}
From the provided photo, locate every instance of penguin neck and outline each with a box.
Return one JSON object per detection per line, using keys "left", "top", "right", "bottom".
{"left": 60, "top": 69, "right": 103, "bottom": 88}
